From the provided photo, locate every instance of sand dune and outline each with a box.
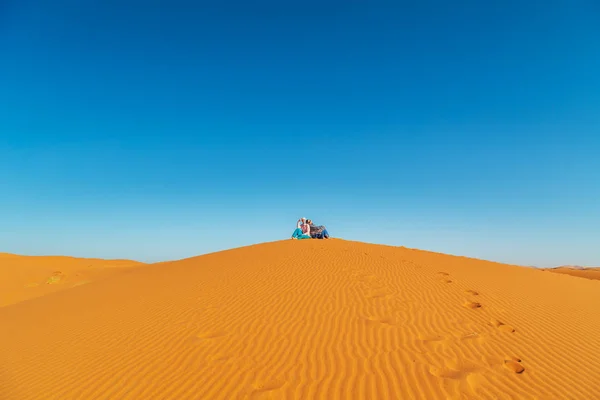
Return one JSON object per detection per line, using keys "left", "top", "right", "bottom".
{"left": 2, "top": 240, "right": 599, "bottom": 399}
{"left": 545, "top": 266, "right": 600, "bottom": 281}
{"left": 0, "top": 252, "right": 144, "bottom": 307}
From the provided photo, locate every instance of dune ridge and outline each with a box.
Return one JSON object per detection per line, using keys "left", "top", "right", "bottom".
{"left": 2, "top": 240, "right": 599, "bottom": 399}
{"left": 545, "top": 266, "right": 600, "bottom": 281}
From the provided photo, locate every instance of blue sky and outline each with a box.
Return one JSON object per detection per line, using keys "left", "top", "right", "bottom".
{"left": 1, "top": 1, "right": 599, "bottom": 266}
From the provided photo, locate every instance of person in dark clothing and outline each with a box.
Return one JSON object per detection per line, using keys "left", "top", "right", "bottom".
{"left": 306, "top": 219, "right": 330, "bottom": 239}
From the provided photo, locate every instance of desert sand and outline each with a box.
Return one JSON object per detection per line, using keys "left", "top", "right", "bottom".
{"left": 2, "top": 239, "right": 599, "bottom": 399}
{"left": 545, "top": 266, "right": 600, "bottom": 281}
{"left": 0, "top": 252, "right": 144, "bottom": 307}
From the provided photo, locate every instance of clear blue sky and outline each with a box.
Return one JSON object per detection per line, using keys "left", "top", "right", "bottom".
{"left": 1, "top": 1, "right": 599, "bottom": 267}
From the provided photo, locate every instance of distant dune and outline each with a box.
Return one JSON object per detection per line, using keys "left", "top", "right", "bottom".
{"left": 0, "top": 252, "right": 144, "bottom": 307}
{"left": 2, "top": 240, "right": 599, "bottom": 399}
{"left": 545, "top": 266, "right": 600, "bottom": 281}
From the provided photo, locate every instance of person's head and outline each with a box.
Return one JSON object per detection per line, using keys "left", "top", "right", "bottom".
{"left": 307, "top": 219, "right": 312, "bottom": 225}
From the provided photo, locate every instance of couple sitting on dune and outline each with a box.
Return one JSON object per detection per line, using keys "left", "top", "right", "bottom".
{"left": 291, "top": 217, "right": 330, "bottom": 240}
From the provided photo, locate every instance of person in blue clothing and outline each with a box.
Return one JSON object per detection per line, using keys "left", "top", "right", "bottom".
{"left": 291, "top": 217, "right": 311, "bottom": 239}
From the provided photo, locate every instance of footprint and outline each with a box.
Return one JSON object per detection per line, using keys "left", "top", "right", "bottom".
{"left": 498, "top": 325, "right": 516, "bottom": 333}
{"left": 503, "top": 359, "right": 525, "bottom": 374}
{"left": 441, "top": 279, "right": 453, "bottom": 284}
{"left": 463, "top": 301, "right": 482, "bottom": 309}
{"left": 490, "top": 318, "right": 515, "bottom": 333}
{"left": 250, "top": 378, "right": 285, "bottom": 395}
{"left": 437, "top": 272, "right": 450, "bottom": 276}
{"left": 418, "top": 335, "right": 453, "bottom": 351}
{"left": 46, "top": 271, "right": 65, "bottom": 284}
{"left": 465, "top": 290, "right": 479, "bottom": 296}
{"left": 460, "top": 332, "right": 481, "bottom": 340}
{"left": 195, "top": 330, "right": 227, "bottom": 340}
{"left": 378, "top": 317, "right": 396, "bottom": 325}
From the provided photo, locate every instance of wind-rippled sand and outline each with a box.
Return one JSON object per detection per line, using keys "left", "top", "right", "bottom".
{"left": 2, "top": 240, "right": 599, "bottom": 399}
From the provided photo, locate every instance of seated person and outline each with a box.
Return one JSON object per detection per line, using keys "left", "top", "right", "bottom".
{"left": 291, "top": 219, "right": 311, "bottom": 239}
{"left": 306, "top": 219, "right": 330, "bottom": 239}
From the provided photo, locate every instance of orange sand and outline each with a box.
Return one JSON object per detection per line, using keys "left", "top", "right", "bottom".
{"left": 2, "top": 240, "right": 599, "bottom": 399}
{"left": 545, "top": 266, "right": 600, "bottom": 281}
{"left": 0, "top": 252, "right": 144, "bottom": 307}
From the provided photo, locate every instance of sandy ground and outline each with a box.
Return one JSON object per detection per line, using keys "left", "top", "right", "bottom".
{"left": 545, "top": 266, "right": 600, "bottom": 281}
{"left": 0, "top": 252, "right": 144, "bottom": 307}
{"left": 1, "top": 239, "right": 599, "bottom": 399}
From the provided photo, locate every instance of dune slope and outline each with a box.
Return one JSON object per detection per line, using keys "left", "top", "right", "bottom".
{"left": 1, "top": 240, "right": 599, "bottom": 399}
{"left": 0, "top": 253, "right": 144, "bottom": 307}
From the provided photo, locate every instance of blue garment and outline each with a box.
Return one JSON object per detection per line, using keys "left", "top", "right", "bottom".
{"left": 313, "top": 229, "right": 330, "bottom": 239}
{"left": 291, "top": 228, "right": 311, "bottom": 239}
